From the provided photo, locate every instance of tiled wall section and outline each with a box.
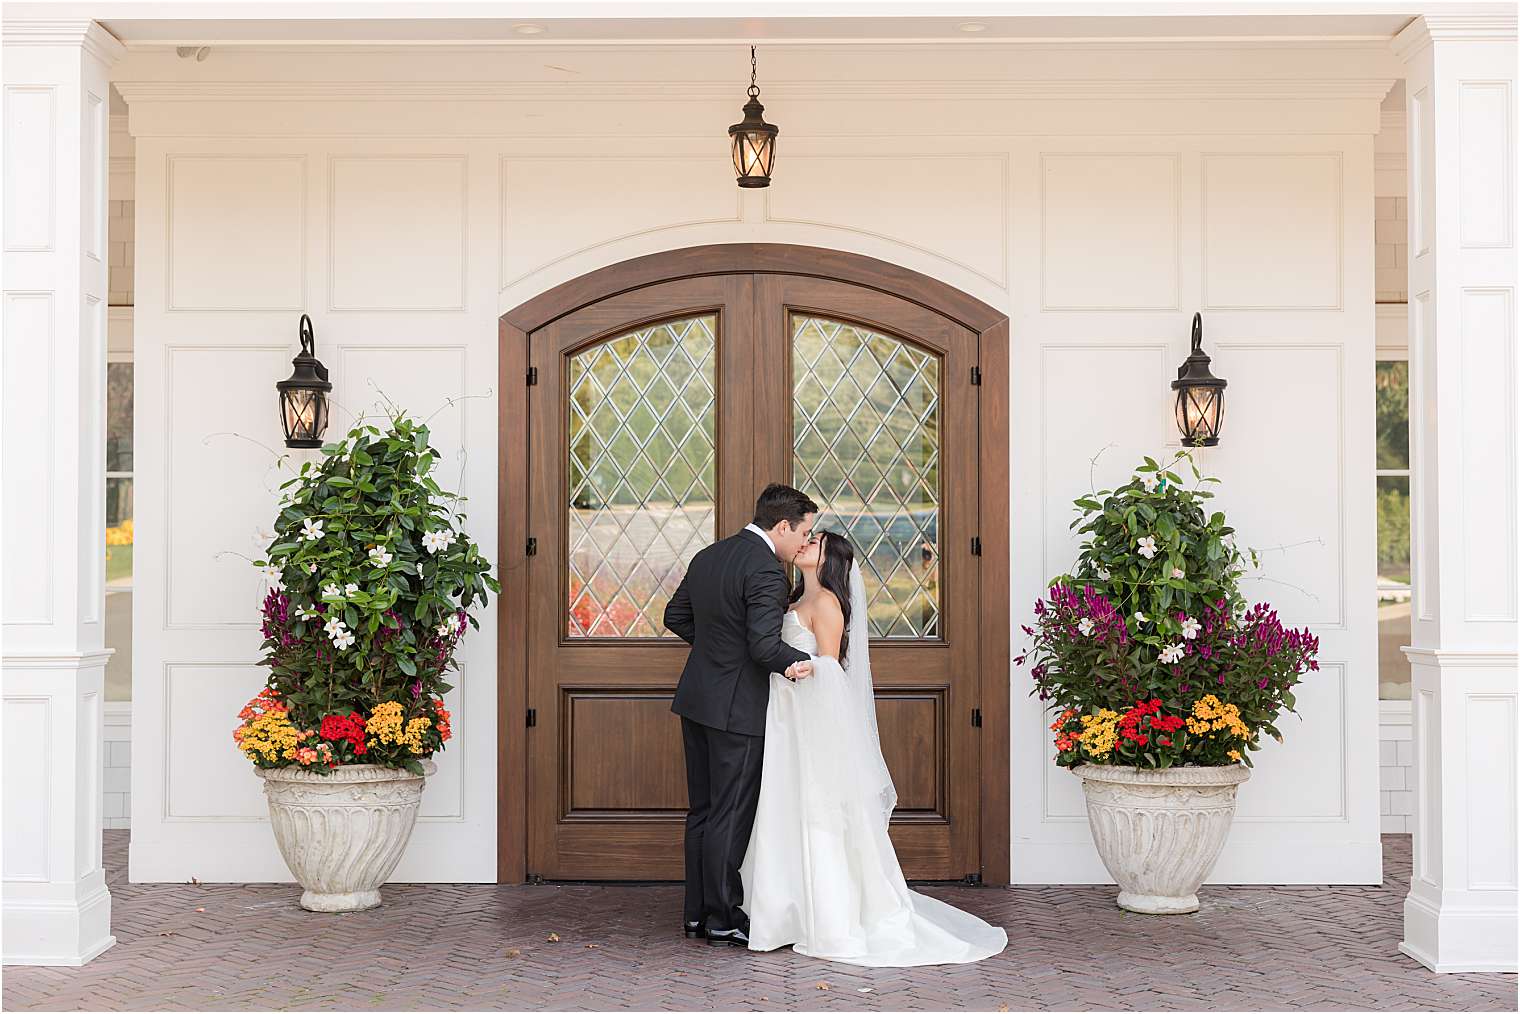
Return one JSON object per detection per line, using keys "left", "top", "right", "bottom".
{"left": 96, "top": 701, "right": 1420, "bottom": 836}
{"left": 108, "top": 199, "right": 134, "bottom": 306}
{"left": 1374, "top": 196, "right": 1407, "bottom": 303}
{"left": 103, "top": 703, "right": 131, "bottom": 829}
{"left": 1378, "top": 701, "right": 1412, "bottom": 833}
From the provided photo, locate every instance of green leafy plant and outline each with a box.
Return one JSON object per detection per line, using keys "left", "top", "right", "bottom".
{"left": 1017, "top": 451, "right": 1319, "bottom": 769}
{"left": 234, "top": 414, "right": 499, "bottom": 774}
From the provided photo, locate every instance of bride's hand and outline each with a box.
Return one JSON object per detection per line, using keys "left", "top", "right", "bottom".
{"left": 785, "top": 660, "right": 814, "bottom": 680}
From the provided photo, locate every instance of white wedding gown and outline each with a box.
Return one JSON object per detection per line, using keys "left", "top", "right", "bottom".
{"left": 739, "top": 568, "right": 1008, "bottom": 967}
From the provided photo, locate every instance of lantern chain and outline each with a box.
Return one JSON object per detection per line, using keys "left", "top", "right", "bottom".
{"left": 749, "top": 45, "right": 759, "bottom": 98}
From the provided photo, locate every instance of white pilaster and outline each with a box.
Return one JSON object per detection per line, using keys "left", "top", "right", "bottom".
{"left": 1394, "top": 12, "right": 1519, "bottom": 974}
{"left": 2, "top": 18, "right": 123, "bottom": 966}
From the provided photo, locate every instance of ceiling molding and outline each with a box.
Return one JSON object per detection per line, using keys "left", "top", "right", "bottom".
{"left": 113, "top": 76, "right": 1398, "bottom": 104}
{"left": 2, "top": 18, "right": 125, "bottom": 64}
{"left": 1392, "top": 13, "right": 1517, "bottom": 60}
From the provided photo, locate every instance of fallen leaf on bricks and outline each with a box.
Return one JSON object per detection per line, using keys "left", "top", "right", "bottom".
{"left": 585, "top": 943, "right": 599, "bottom": 949}
{"left": 194, "top": 907, "right": 205, "bottom": 913}
{"left": 503, "top": 948, "right": 521, "bottom": 958}
{"left": 998, "top": 1005, "right": 1010, "bottom": 1012}
{"left": 546, "top": 932, "right": 560, "bottom": 943}
{"left": 815, "top": 982, "right": 830, "bottom": 991}
{"left": 858, "top": 987, "right": 873, "bottom": 993}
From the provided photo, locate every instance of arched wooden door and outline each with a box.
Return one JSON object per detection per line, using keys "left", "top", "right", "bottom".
{"left": 499, "top": 246, "right": 1009, "bottom": 884}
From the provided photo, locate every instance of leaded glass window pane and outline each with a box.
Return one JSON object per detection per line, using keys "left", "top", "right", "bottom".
{"left": 567, "top": 315, "right": 717, "bottom": 637}
{"left": 792, "top": 315, "right": 941, "bottom": 638}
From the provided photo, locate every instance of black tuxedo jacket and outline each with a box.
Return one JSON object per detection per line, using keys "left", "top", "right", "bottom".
{"left": 665, "top": 529, "right": 810, "bottom": 737}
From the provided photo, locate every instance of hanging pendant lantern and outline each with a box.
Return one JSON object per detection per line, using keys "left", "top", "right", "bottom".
{"left": 729, "top": 45, "right": 778, "bottom": 188}
{"left": 1172, "top": 312, "right": 1227, "bottom": 446}
{"left": 276, "top": 313, "right": 332, "bottom": 449}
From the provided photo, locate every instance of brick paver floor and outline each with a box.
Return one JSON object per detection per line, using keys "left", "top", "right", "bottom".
{"left": 2, "top": 833, "right": 1513, "bottom": 1011}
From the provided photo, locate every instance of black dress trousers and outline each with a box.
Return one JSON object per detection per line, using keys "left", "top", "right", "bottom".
{"left": 680, "top": 716, "right": 766, "bottom": 932}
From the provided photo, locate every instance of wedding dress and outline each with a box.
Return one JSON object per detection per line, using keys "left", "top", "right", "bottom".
{"left": 739, "top": 565, "right": 1008, "bottom": 967}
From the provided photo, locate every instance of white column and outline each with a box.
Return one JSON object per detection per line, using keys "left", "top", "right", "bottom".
{"left": 1394, "top": 12, "right": 1519, "bottom": 974}
{"left": 2, "top": 19, "right": 122, "bottom": 966}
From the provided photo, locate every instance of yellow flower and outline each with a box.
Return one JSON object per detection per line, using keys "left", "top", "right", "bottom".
{"left": 1228, "top": 749, "right": 1242, "bottom": 761}
{"left": 1077, "top": 709, "right": 1120, "bottom": 757}
{"left": 367, "top": 702, "right": 433, "bottom": 754}
{"left": 238, "top": 710, "right": 301, "bottom": 765}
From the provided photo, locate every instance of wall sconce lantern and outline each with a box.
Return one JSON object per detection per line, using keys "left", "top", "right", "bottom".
{"left": 1172, "top": 312, "right": 1227, "bottom": 446}
{"left": 277, "top": 313, "right": 332, "bottom": 448}
{"left": 729, "top": 45, "right": 778, "bottom": 188}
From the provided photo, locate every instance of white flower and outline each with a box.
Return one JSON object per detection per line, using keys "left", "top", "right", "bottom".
{"left": 368, "top": 546, "right": 393, "bottom": 568}
{"left": 296, "top": 607, "right": 318, "bottom": 621}
{"left": 1139, "top": 473, "right": 1159, "bottom": 492}
{"left": 300, "top": 518, "right": 324, "bottom": 542}
{"left": 332, "top": 629, "right": 355, "bottom": 651}
{"left": 1136, "top": 536, "right": 1158, "bottom": 559}
{"left": 323, "top": 616, "right": 346, "bottom": 638}
{"left": 436, "top": 620, "right": 455, "bottom": 638}
{"left": 1159, "top": 643, "right": 1186, "bottom": 665}
{"left": 1134, "top": 611, "right": 1149, "bottom": 625}
{"left": 1171, "top": 566, "right": 1185, "bottom": 580}
{"left": 305, "top": 562, "right": 318, "bottom": 574}
{"left": 416, "top": 562, "right": 426, "bottom": 577}
{"left": 422, "top": 529, "right": 454, "bottom": 555}
{"left": 1077, "top": 617, "right": 1095, "bottom": 637}
{"left": 1180, "top": 616, "right": 1202, "bottom": 640}
{"left": 257, "top": 563, "right": 285, "bottom": 590}
{"left": 322, "top": 583, "right": 342, "bottom": 599}
{"left": 343, "top": 582, "right": 359, "bottom": 597}
{"left": 1096, "top": 567, "right": 1111, "bottom": 580}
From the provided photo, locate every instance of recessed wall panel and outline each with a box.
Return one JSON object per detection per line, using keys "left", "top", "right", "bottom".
{"left": 1039, "top": 344, "right": 1169, "bottom": 579}
{"left": 4, "top": 86, "right": 55, "bottom": 251}
{"left": 766, "top": 154, "right": 1007, "bottom": 287}
{"left": 501, "top": 156, "right": 738, "bottom": 287}
{"left": 1042, "top": 154, "right": 1178, "bottom": 309}
{"left": 1210, "top": 343, "right": 1344, "bottom": 628}
{"left": 165, "top": 346, "right": 288, "bottom": 627}
{"left": 3, "top": 698, "right": 51, "bottom": 879}
{"left": 330, "top": 156, "right": 466, "bottom": 310}
{"left": 1458, "top": 82, "right": 1513, "bottom": 248}
{"left": 1235, "top": 662, "right": 1346, "bottom": 820}
{"left": 1466, "top": 693, "right": 1518, "bottom": 889}
{"left": 1203, "top": 154, "right": 1341, "bottom": 309}
{"left": 2, "top": 292, "right": 55, "bottom": 625}
{"left": 1460, "top": 288, "right": 1518, "bottom": 621}
{"left": 165, "top": 663, "right": 268, "bottom": 819}
{"left": 168, "top": 155, "right": 304, "bottom": 310}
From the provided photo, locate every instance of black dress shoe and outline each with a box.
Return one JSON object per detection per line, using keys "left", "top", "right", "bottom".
{"left": 705, "top": 926, "right": 750, "bottom": 948}
{"left": 683, "top": 920, "right": 704, "bottom": 939}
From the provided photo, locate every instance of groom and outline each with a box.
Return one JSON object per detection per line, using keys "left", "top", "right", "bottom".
{"left": 663, "top": 483, "right": 817, "bottom": 947}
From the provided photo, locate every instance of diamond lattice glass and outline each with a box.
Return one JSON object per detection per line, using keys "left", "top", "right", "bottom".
{"left": 792, "top": 315, "right": 941, "bottom": 638}
{"left": 567, "top": 315, "right": 717, "bottom": 637}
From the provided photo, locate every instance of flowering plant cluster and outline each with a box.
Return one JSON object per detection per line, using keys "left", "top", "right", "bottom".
{"left": 1019, "top": 453, "right": 1319, "bottom": 769}
{"left": 237, "top": 413, "right": 497, "bottom": 775}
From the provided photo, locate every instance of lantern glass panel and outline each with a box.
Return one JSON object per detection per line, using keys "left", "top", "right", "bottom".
{"left": 732, "top": 131, "right": 774, "bottom": 181}
{"left": 281, "top": 387, "right": 329, "bottom": 446}
{"left": 1175, "top": 386, "right": 1223, "bottom": 445}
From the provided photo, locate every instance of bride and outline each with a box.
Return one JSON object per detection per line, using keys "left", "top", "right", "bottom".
{"left": 739, "top": 530, "right": 1008, "bottom": 967}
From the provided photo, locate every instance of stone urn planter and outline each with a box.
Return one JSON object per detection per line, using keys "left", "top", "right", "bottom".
{"left": 258, "top": 760, "right": 435, "bottom": 912}
{"left": 1076, "top": 763, "right": 1250, "bottom": 914}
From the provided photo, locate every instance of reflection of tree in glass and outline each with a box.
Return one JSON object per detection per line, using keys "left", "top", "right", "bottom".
{"left": 792, "top": 315, "right": 942, "bottom": 639}
{"left": 1377, "top": 477, "right": 1410, "bottom": 583}
{"left": 1375, "top": 361, "right": 1408, "bottom": 469}
{"left": 565, "top": 317, "right": 717, "bottom": 637}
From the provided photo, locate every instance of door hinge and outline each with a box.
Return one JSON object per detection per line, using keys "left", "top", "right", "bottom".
{"left": 971, "top": 707, "right": 983, "bottom": 728}
{"left": 962, "top": 871, "right": 983, "bottom": 886}
{"left": 970, "top": 536, "right": 982, "bottom": 556}
{"left": 526, "top": 708, "right": 537, "bottom": 728}
{"left": 526, "top": 366, "right": 539, "bottom": 386}
{"left": 525, "top": 537, "right": 538, "bottom": 557}
{"left": 526, "top": 873, "right": 544, "bottom": 885}
{"left": 970, "top": 365, "right": 982, "bottom": 385}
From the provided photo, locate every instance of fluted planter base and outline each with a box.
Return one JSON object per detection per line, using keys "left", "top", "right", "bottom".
{"left": 1075, "top": 763, "right": 1250, "bottom": 915}
{"left": 258, "top": 761, "right": 434, "bottom": 913}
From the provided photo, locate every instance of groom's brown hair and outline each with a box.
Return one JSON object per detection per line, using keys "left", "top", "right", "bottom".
{"left": 752, "top": 483, "right": 818, "bottom": 531}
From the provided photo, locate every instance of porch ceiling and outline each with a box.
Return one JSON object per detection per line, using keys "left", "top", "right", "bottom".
{"left": 8, "top": 1, "right": 1489, "bottom": 47}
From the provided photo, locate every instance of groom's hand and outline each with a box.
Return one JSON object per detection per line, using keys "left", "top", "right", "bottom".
{"left": 785, "top": 661, "right": 814, "bottom": 681}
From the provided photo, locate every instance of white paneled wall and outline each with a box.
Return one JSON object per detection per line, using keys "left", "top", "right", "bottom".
{"left": 116, "top": 40, "right": 1396, "bottom": 884}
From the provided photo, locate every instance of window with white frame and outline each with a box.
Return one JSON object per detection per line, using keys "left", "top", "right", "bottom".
{"left": 1375, "top": 354, "right": 1411, "bottom": 700}
{"left": 105, "top": 354, "right": 132, "bottom": 702}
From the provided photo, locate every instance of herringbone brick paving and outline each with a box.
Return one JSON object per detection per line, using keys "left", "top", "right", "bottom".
{"left": 2, "top": 834, "right": 1512, "bottom": 1011}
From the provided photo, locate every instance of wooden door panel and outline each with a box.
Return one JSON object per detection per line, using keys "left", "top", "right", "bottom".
{"left": 527, "top": 271, "right": 982, "bottom": 882}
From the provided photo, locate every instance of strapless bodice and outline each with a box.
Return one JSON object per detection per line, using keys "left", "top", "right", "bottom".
{"left": 782, "top": 610, "right": 818, "bottom": 655}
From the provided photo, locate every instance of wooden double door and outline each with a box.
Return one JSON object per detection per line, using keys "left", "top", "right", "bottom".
{"left": 521, "top": 268, "right": 986, "bottom": 882}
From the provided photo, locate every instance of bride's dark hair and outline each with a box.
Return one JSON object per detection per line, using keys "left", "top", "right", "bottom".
{"left": 789, "top": 530, "right": 855, "bottom": 666}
